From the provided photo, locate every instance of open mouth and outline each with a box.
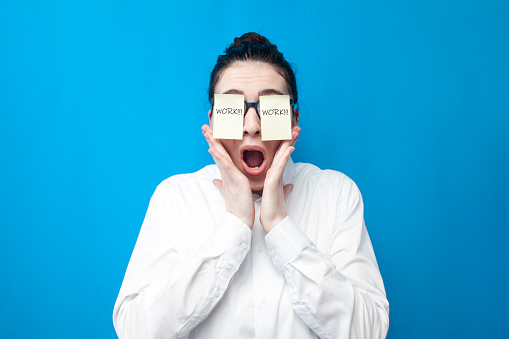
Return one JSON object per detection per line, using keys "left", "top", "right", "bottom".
{"left": 241, "top": 146, "right": 266, "bottom": 176}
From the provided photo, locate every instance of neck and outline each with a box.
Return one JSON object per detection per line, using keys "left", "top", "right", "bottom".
{"left": 252, "top": 189, "right": 263, "bottom": 196}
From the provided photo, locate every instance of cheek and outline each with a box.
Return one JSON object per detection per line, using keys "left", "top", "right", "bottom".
{"left": 265, "top": 141, "right": 282, "bottom": 163}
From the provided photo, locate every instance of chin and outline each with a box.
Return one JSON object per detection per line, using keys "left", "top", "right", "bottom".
{"left": 248, "top": 176, "right": 265, "bottom": 193}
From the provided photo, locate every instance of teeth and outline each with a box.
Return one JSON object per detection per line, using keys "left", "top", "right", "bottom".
{"left": 250, "top": 166, "right": 259, "bottom": 169}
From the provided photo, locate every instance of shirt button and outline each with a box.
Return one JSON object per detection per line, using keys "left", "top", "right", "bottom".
{"left": 213, "top": 290, "right": 220, "bottom": 297}
{"left": 269, "top": 250, "right": 276, "bottom": 257}
{"left": 261, "top": 298, "right": 267, "bottom": 304}
{"left": 240, "top": 242, "right": 247, "bottom": 250}
{"left": 291, "top": 296, "right": 298, "bottom": 304}
{"left": 257, "top": 245, "right": 263, "bottom": 252}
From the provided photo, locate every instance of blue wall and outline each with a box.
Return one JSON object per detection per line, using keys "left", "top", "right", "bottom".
{"left": 1, "top": 1, "right": 508, "bottom": 338}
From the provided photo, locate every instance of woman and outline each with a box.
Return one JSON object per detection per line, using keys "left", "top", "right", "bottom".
{"left": 113, "top": 32, "right": 389, "bottom": 339}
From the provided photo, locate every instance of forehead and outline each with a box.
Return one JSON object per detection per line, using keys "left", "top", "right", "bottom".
{"left": 215, "top": 61, "right": 288, "bottom": 99}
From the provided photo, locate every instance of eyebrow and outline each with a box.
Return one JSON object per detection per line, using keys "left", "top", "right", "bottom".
{"left": 259, "top": 88, "right": 285, "bottom": 96}
{"left": 222, "top": 89, "right": 243, "bottom": 95}
{"left": 221, "top": 88, "right": 286, "bottom": 97}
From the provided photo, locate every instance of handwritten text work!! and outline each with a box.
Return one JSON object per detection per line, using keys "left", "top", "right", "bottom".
{"left": 261, "top": 108, "right": 289, "bottom": 115}
{"left": 215, "top": 108, "right": 244, "bottom": 115}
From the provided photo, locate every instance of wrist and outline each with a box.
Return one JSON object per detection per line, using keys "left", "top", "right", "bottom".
{"left": 261, "top": 212, "right": 286, "bottom": 233}
{"left": 227, "top": 207, "right": 254, "bottom": 228}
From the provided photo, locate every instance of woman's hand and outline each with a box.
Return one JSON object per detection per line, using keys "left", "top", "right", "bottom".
{"left": 259, "top": 126, "right": 300, "bottom": 232}
{"left": 202, "top": 125, "right": 255, "bottom": 228}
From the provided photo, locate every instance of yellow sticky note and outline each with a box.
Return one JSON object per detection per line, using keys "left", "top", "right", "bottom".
{"left": 260, "top": 95, "right": 292, "bottom": 141}
{"left": 212, "top": 94, "right": 245, "bottom": 140}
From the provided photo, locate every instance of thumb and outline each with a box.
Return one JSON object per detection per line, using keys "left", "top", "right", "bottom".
{"left": 213, "top": 179, "right": 224, "bottom": 196}
{"left": 283, "top": 184, "right": 294, "bottom": 200}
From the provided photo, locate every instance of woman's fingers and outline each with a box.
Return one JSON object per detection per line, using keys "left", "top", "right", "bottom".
{"left": 274, "top": 146, "right": 295, "bottom": 177}
{"left": 209, "top": 148, "right": 238, "bottom": 177}
{"left": 272, "top": 126, "right": 300, "bottom": 166}
{"left": 202, "top": 125, "right": 232, "bottom": 162}
{"left": 290, "top": 126, "right": 301, "bottom": 147}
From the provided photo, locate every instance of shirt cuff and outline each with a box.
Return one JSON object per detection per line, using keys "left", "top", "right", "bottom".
{"left": 265, "top": 216, "right": 311, "bottom": 270}
{"left": 206, "top": 212, "right": 252, "bottom": 262}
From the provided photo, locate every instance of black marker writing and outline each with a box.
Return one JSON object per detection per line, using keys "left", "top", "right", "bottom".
{"left": 215, "top": 108, "right": 244, "bottom": 115}
{"left": 261, "top": 108, "right": 289, "bottom": 116}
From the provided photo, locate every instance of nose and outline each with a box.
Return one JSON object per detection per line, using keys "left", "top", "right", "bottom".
{"left": 243, "top": 106, "right": 261, "bottom": 137}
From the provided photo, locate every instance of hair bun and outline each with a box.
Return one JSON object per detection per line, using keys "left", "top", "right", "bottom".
{"left": 209, "top": 32, "right": 297, "bottom": 104}
{"left": 232, "top": 32, "right": 271, "bottom": 47}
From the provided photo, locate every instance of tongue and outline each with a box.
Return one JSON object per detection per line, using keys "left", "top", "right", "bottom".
{"left": 244, "top": 150, "right": 264, "bottom": 168}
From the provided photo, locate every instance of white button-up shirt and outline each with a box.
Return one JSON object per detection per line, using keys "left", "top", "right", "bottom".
{"left": 113, "top": 158, "right": 389, "bottom": 338}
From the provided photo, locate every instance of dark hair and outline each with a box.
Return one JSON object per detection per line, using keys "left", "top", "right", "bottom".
{"left": 208, "top": 32, "right": 298, "bottom": 104}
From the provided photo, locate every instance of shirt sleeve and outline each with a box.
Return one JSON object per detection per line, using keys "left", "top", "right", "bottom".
{"left": 113, "top": 182, "right": 252, "bottom": 339}
{"left": 264, "top": 181, "right": 389, "bottom": 339}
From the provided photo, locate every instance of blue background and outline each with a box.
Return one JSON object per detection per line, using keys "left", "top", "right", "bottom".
{"left": 1, "top": 1, "right": 508, "bottom": 338}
